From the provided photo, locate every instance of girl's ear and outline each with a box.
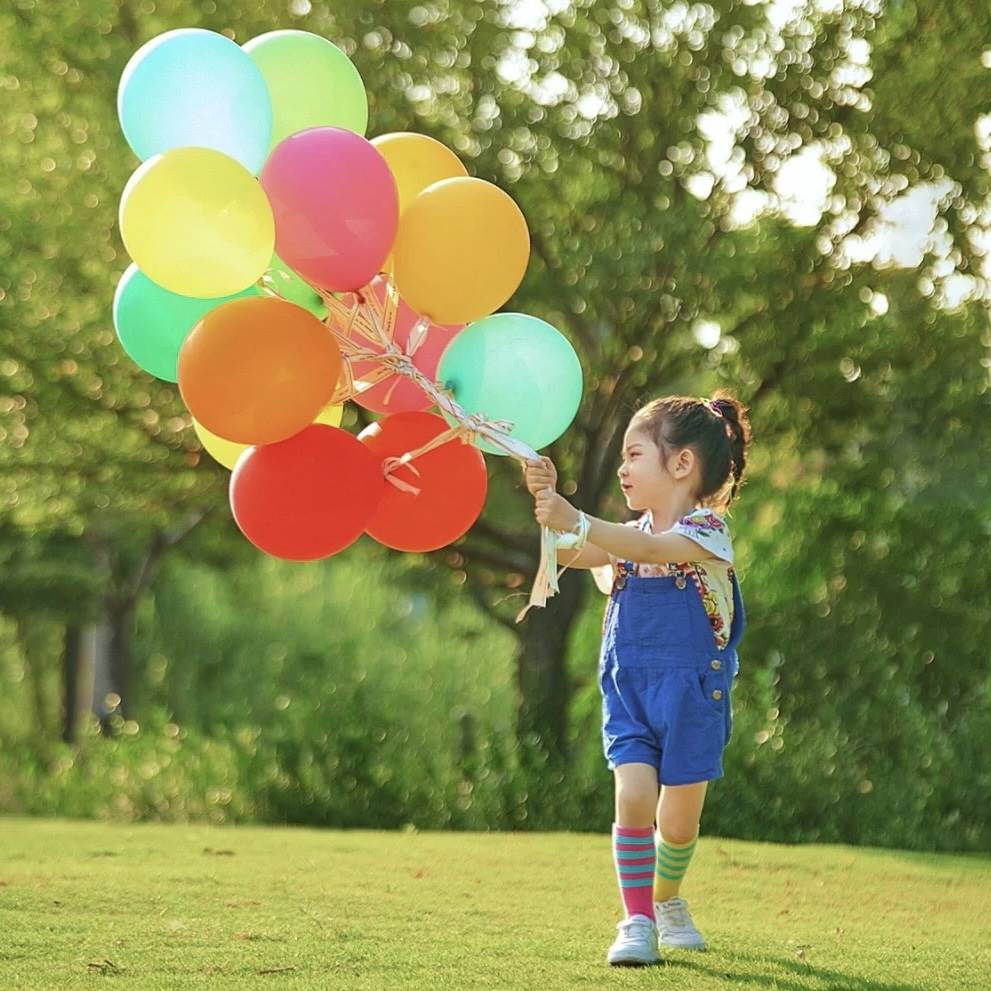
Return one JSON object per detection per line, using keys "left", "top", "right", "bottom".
{"left": 673, "top": 446, "right": 695, "bottom": 478}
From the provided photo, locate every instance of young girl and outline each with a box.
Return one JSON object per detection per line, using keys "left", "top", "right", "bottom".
{"left": 525, "top": 392, "right": 753, "bottom": 966}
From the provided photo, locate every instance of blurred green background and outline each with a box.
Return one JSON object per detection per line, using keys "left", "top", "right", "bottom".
{"left": 1, "top": 0, "right": 989, "bottom": 851}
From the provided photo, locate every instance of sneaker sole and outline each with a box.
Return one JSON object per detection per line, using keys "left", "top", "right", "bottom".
{"left": 660, "top": 939, "right": 707, "bottom": 951}
{"left": 607, "top": 952, "right": 662, "bottom": 966}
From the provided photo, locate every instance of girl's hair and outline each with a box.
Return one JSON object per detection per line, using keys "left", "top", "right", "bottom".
{"left": 629, "top": 390, "right": 753, "bottom": 514}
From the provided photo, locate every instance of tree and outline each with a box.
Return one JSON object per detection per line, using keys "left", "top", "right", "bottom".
{"left": 2, "top": 1, "right": 988, "bottom": 780}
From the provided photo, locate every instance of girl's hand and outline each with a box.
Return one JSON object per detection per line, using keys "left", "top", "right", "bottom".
{"left": 523, "top": 456, "right": 558, "bottom": 496}
{"left": 534, "top": 487, "right": 580, "bottom": 532}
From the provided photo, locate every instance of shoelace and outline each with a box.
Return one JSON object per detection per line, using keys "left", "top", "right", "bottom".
{"left": 657, "top": 901, "right": 692, "bottom": 929}
{"left": 616, "top": 917, "right": 655, "bottom": 938}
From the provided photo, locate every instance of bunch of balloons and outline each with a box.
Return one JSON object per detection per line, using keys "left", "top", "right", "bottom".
{"left": 113, "top": 27, "right": 584, "bottom": 617}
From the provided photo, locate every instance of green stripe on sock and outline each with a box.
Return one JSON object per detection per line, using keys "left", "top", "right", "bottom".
{"left": 658, "top": 837, "right": 697, "bottom": 850}
{"left": 656, "top": 836, "right": 697, "bottom": 880}
{"left": 656, "top": 844, "right": 695, "bottom": 860}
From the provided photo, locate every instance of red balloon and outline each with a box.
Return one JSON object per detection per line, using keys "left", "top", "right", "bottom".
{"left": 230, "top": 424, "right": 387, "bottom": 561}
{"left": 358, "top": 411, "right": 488, "bottom": 552}
{"left": 350, "top": 276, "right": 463, "bottom": 415}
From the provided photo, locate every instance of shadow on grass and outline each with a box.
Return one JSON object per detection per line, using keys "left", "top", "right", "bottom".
{"left": 660, "top": 948, "right": 925, "bottom": 991}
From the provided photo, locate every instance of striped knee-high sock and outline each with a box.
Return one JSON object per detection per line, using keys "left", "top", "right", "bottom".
{"left": 653, "top": 829, "right": 699, "bottom": 903}
{"left": 612, "top": 824, "right": 656, "bottom": 920}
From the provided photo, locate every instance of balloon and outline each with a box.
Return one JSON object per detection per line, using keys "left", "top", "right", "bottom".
{"left": 370, "top": 132, "right": 467, "bottom": 216}
{"left": 359, "top": 412, "right": 488, "bottom": 552}
{"left": 243, "top": 30, "right": 368, "bottom": 150}
{"left": 119, "top": 147, "right": 274, "bottom": 298}
{"left": 393, "top": 177, "right": 530, "bottom": 325}
{"left": 194, "top": 402, "right": 343, "bottom": 469}
{"left": 178, "top": 296, "right": 342, "bottom": 445}
{"left": 264, "top": 252, "right": 326, "bottom": 318}
{"left": 117, "top": 28, "right": 272, "bottom": 174}
{"left": 230, "top": 424, "right": 386, "bottom": 561}
{"left": 314, "top": 403, "right": 344, "bottom": 427}
{"left": 261, "top": 128, "right": 398, "bottom": 292}
{"left": 348, "top": 276, "right": 463, "bottom": 415}
{"left": 113, "top": 265, "right": 260, "bottom": 382}
{"left": 437, "top": 313, "right": 583, "bottom": 455}
{"left": 193, "top": 418, "right": 248, "bottom": 470}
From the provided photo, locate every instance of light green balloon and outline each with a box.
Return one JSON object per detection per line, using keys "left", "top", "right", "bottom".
{"left": 437, "top": 313, "right": 583, "bottom": 455}
{"left": 264, "top": 253, "right": 327, "bottom": 318}
{"left": 113, "top": 264, "right": 260, "bottom": 382}
{"left": 243, "top": 30, "right": 368, "bottom": 151}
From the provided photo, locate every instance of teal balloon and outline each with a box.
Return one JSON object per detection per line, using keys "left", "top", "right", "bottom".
{"left": 117, "top": 29, "right": 273, "bottom": 174}
{"left": 113, "top": 264, "right": 260, "bottom": 382}
{"left": 264, "top": 253, "right": 327, "bottom": 319}
{"left": 437, "top": 313, "right": 583, "bottom": 455}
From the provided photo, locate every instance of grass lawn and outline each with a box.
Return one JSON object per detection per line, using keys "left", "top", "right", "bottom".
{"left": 0, "top": 815, "right": 988, "bottom": 989}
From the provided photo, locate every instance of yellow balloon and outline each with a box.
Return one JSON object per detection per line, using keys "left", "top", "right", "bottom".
{"left": 314, "top": 403, "right": 343, "bottom": 427}
{"left": 195, "top": 403, "right": 344, "bottom": 469}
{"left": 371, "top": 132, "right": 468, "bottom": 216}
{"left": 119, "top": 147, "right": 274, "bottom": 298}
{"left": 193, "top": 418, "right": 248, "bottom": 470}
{"left": 393, "top": 177, "right": 530, "bottom": 325}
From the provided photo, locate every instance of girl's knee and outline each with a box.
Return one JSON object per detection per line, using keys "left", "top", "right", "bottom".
{"left": 656, "top": 815, "right": 699, "bottom": 844}
{"left": 615, "top": 784, "right": 657, "bottom": 824}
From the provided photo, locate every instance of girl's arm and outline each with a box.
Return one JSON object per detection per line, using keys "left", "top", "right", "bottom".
{"left": 532, "top": 488, "right": 720, "bottom": 565}
{"left": 555, "top": 542, "right": 611, "bottom": 570}
{"left": 583, "top": 515, "right": 719, "bottom": 564}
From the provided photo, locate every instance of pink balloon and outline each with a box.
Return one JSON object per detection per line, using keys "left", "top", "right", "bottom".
{"left": 350, "top": 276, "right": 464, "bottom": 415}
{"left": 260, "top": 127, "right": 398, "bottom": 292}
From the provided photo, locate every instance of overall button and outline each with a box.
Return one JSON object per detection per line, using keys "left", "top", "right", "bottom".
{"left": 675, "top": 576, "right": 686, "bottom": 589}
{"left": 712, "top": 690, "right": 723, "bottom": 701}
{"left": 710, "top": 659, "right": 722, "bottom": 670}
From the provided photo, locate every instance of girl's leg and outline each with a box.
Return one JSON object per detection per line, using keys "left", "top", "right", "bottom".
{"left": 612, "top": 763, "right": 660, "bottom": 919}
{"left": 615, "top": 763, "right": 660, "bottom": 826}
{"left": 653, "top": 781, "right": 708, "bottom": 903}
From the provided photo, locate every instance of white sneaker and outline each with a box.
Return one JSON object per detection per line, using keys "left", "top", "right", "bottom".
{"left": 606, "top": 914, "right": 662, "bottom": 966}
{"left": 654, "top": 896, "right": 707, "bottom": 950}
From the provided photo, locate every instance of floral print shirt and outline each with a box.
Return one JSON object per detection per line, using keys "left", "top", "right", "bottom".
{"left": 591, "top": 507, "right": 737, "bottom": 650}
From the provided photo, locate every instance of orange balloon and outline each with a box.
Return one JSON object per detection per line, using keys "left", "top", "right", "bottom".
{"left": 392, "top": 177, "right": 530, "bottom": 325}
{"left": 178, "top": 296, "right": 342, "bottom": 445}
{"left": 371, "top": 132, "right": 467, "bottom": 215}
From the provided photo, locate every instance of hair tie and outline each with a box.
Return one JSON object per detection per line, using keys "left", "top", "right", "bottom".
{"left": 703, "top": 398, "right": 724, "bottom": 419}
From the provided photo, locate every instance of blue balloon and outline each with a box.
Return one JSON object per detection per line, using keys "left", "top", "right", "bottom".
{"left": 437, "top": 313, "right": 583, "bottom": 455}
{"left": 117, "top": 29, "right": 273, "bottom": 174}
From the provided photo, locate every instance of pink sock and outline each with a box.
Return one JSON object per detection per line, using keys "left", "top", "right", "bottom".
{"left": 612, "top": 823, "right": 656, "bottom": 920}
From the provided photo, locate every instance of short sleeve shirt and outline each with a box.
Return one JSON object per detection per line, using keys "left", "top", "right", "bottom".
{"left": 591, "top": 507, "right": 737, "bottom": 650}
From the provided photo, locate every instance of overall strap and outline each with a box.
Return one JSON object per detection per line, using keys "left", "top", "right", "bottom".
{"left": 726, "top": 568, "right": 746, "bottom": 653}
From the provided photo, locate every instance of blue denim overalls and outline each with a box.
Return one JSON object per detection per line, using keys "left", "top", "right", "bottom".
{"left": 599, "top": 552, "right": 747, "bottom": 785}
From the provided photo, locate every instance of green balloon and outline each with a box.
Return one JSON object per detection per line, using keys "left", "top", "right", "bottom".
{"left": 113, "top": 264, "right": 259, "bottom": 382}
{"left": 264, "top": 253, "right": 327, "bottom": 318}
{"left": 243, "top": 30, "right": 368, "bottom": 151}
{"left": 437, "top": 313, "right": 583, "bottom": 455}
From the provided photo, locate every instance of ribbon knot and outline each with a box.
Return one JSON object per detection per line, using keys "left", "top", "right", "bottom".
{"left": 316, "top": 278, "right": 573, "bottom": 622}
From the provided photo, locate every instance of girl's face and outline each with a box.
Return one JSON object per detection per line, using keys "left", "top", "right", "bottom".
{"left": 617, "top": 422, "right": 696, "bottom": 511}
